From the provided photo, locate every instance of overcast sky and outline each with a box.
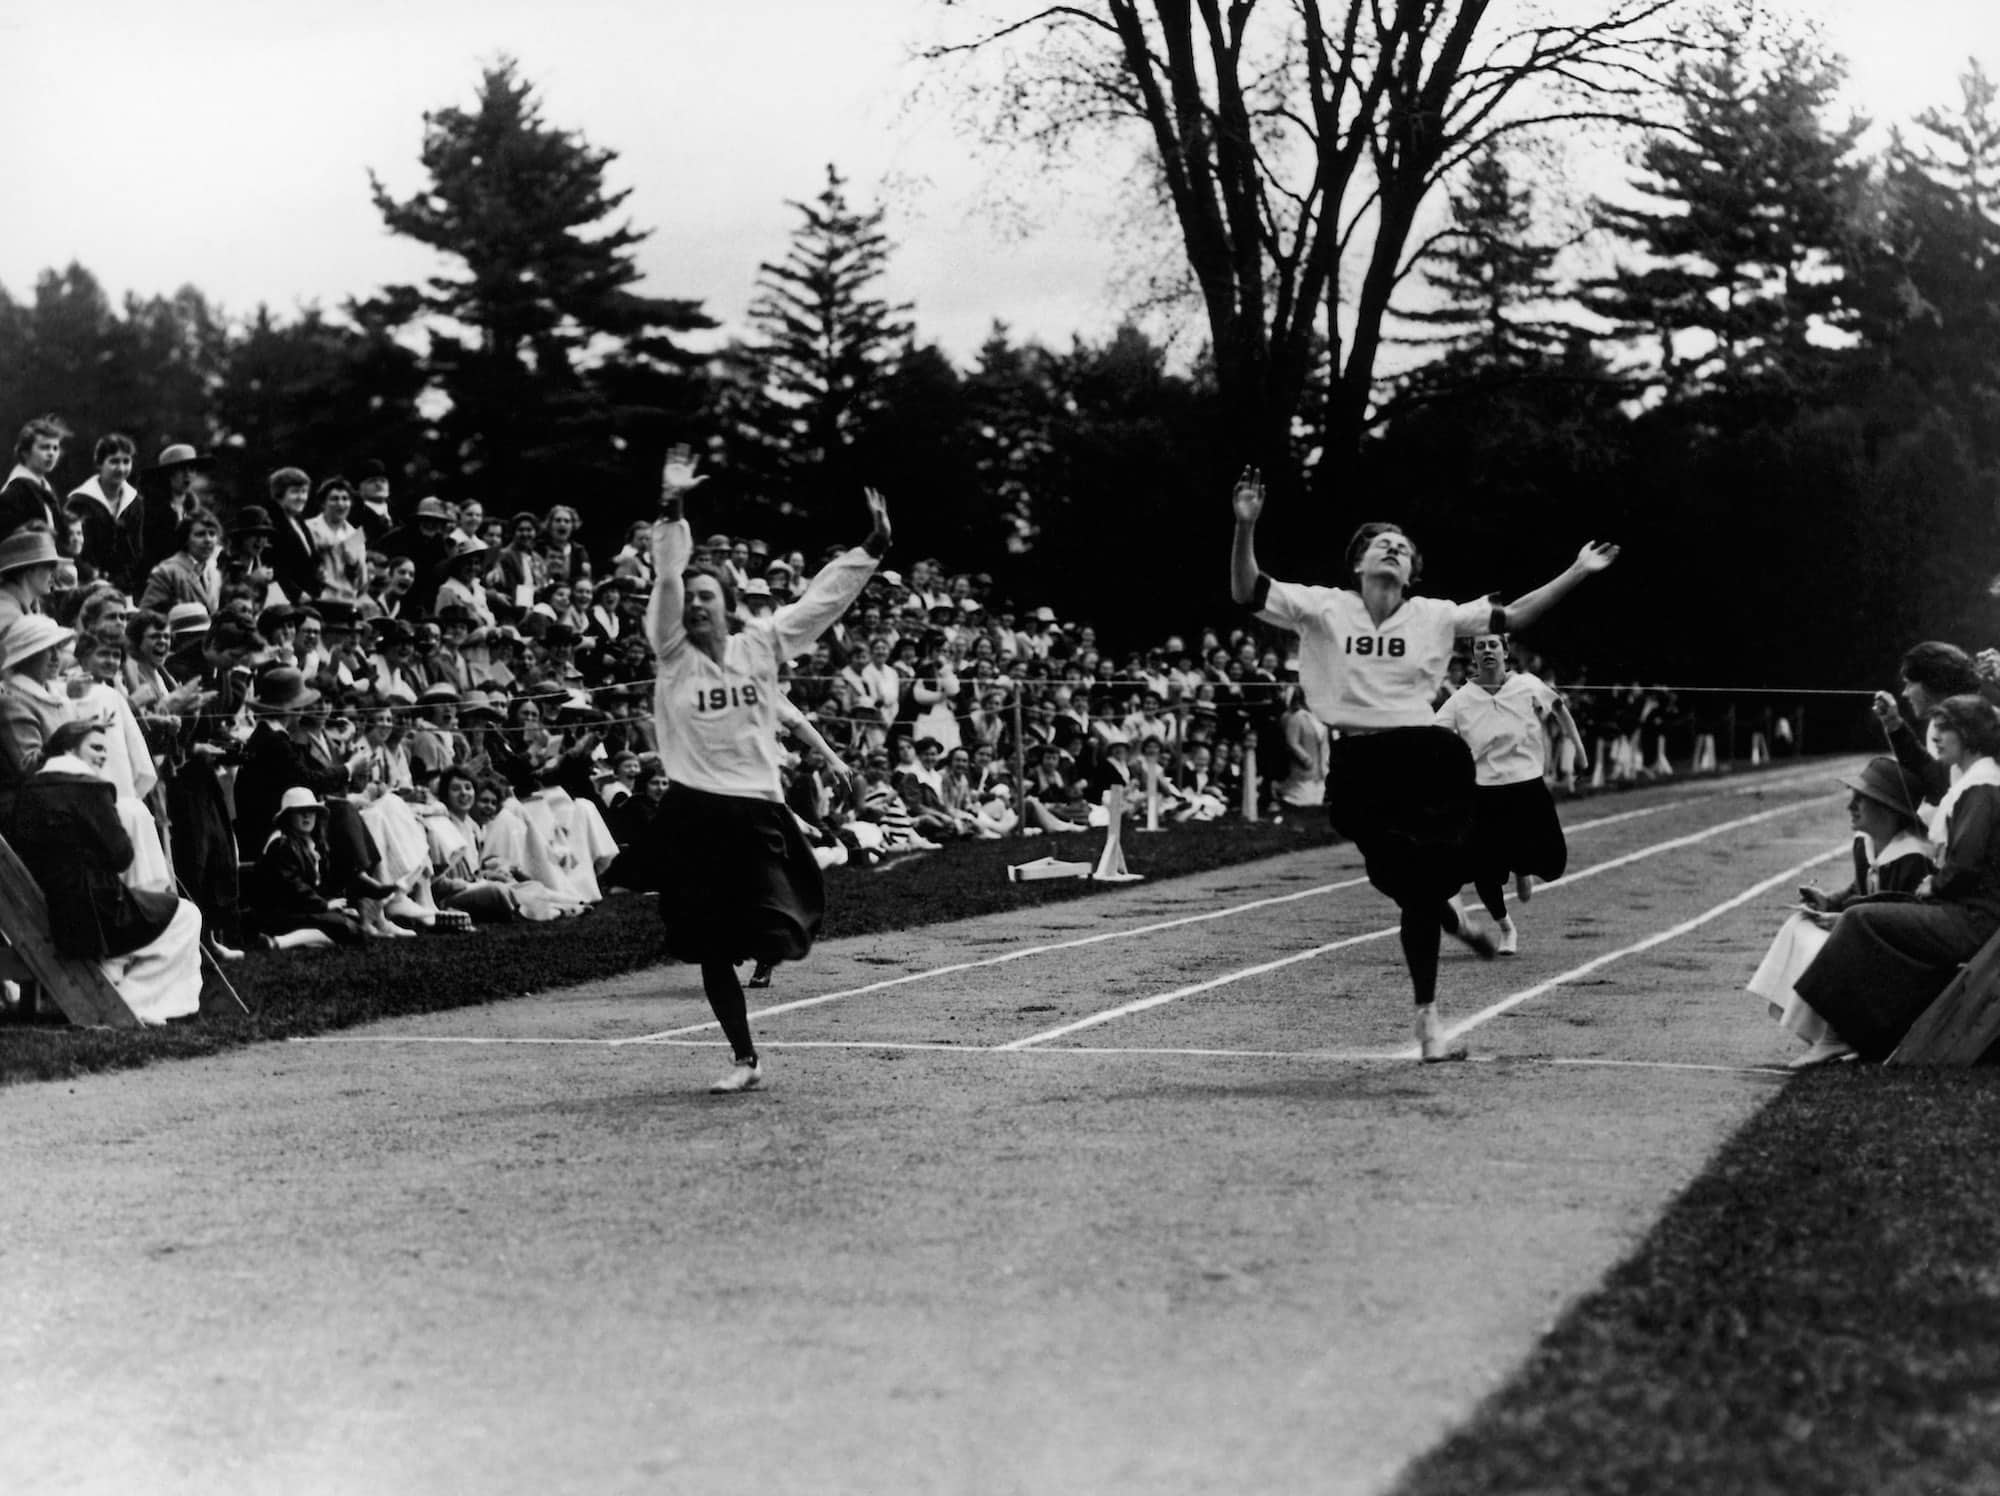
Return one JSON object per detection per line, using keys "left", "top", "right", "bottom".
{"left": 6, "top": 0, "right": 1996, "bottom": 363}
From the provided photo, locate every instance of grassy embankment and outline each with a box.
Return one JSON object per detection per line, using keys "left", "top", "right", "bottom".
{"left": 1392, "top": 1070, "right": 2000, "bottom": 1496}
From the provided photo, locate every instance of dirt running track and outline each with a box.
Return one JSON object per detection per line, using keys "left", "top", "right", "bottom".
{"left": 3, "top": 762, "right": 1862, "bottom": 1495}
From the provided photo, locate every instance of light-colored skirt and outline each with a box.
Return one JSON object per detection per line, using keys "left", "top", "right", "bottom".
{"left": 1746, "top": 912, "right": 1832, "bottom": 1044}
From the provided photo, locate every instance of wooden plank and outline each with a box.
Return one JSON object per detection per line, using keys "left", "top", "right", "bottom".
{"left": 1886, "top": 927, "right": 2000, "bottom": 1066}
{"left": 0, "top": 835, "right": 140, "bottom": 1029}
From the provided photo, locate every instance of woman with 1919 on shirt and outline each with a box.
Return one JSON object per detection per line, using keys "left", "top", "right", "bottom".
{"left": 1227, "top": 467, "right": 1617, "bottom": 1060}
{"left": 646, "top": 445, "right": 889, "bottom": 1094}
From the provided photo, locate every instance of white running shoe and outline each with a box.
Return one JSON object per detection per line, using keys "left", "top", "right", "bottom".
{"left": 1496, "top": 917, "right": 1519, "bottom": 956}
{"left": 1415, "top": 1005, "right": 1468, "bottom": 1063}
{"left": 710, "top": 1058, "right": 764, "bottom": 1094}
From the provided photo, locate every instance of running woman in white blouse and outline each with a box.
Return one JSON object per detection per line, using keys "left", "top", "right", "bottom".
{"left": 1434, "top": 631, "right": 1586, "bottom": 955}
{"left": 1228, "top": 467, "right": 1616, "bottom": 1060}
{"left": 647, "top": 445, "right": 889, "bottom": 1093}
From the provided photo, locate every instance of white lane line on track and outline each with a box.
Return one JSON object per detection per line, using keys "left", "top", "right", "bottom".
{"left": 636, "top": 776, "right": 1850, "bottom": 1044}
{"left": 292, "top": 1034, "right": 1787, "bottom": 1077}
{"left": 292, "top": 773, "right": 1851, "bottom": 1054}
{"left": 1405, "top": 842, "right": 1852, "bottom": 1058}
{"left": 999, "top": 793, "right": 1842, "bottom": 1050}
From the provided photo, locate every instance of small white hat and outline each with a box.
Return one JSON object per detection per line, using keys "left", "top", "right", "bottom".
{"left": 277, "top": 786, "right": 325, "bottom": 815}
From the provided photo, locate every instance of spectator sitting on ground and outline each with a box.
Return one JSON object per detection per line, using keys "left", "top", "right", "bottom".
{"left": 9, "top": 718, "right": 204, "bottom": 1022}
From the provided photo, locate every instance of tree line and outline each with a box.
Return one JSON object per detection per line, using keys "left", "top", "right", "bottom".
{"left": 0, "top": 14, "right": 1994, "bottom": 695}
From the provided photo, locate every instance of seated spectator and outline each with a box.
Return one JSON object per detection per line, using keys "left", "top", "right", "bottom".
{"left": 249, "top": 787, "right": 375, "bottom": 947}
{"left": 0, "top": 615, "right": 77, "bottom": 785}
{"left": 0, "top": 522, "right": 61, "bottom": 636}
{"left": 9, "top": 719, "right": 203, "bottom": 1023}
{"left": 426, "top": 766, "right": 584, "bottom": 921}
{"left": 1790, "top": 695, "right": 2000, "bottom": 1064}
{"left": 1749, "top": 758, "right": 1935, "bottom": 1067}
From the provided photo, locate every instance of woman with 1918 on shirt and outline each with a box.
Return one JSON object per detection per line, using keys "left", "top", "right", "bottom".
{"left": 646, "top": 445, "right": 889, "bottom": 1094}
{"left": 1227, "top": 466, "right": 1618, "bottom": 1060}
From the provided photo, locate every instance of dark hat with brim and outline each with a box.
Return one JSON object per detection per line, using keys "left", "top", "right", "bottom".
{"left": 1841, "top": 757, "right": 1924, "bottom": 823}
{"left": 248, "top": 666, "right": 321, "bottom": 715}
{"left": 232, "top": 505, "right": 276, "bottom": 536}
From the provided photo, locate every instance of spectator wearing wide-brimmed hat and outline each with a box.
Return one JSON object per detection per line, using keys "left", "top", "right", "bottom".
{"left": 0, "top": 614, "right": 76, "bottom": 784}
{"left": 380, "top": 496, "right": 457, "bottom": 615}
{"left": 119, "top": 442, "right": 216, "bottom": 593}
{"left": 434, "top": 535, "right": 496, "bottom": 630}
{"left": 0, "top": 521, "right": 63, "bottom": 638}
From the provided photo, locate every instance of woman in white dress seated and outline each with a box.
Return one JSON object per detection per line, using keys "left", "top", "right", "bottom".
{"left": 423, "top": 767, "right": 586, "bottom": 922}
{"left": 10, "top": 720, "right": 203, "bottom": 1024}
{"left": 1747, "top": 757, "right": 1935, "bottom": 1067}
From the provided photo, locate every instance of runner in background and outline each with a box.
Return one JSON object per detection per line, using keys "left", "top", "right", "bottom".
{"left": 1435, "top": 631, "right": 1584, "bottom": 955}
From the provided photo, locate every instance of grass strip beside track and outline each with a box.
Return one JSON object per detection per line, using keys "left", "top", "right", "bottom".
{"left": 0, "top": 815, "right": 1338, "bottom": 1086}
{"left": 1392, "top": 1067, "right": 2000, "bottom": 1496}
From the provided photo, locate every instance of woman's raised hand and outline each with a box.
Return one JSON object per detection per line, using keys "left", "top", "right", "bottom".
{"left": 1231, "top": 467, "right": 1264, "bottom": 524}
{"left": 1574, "top": 540, "right": 1620, "bottom": 574}
{"left": 661, "top": 444, "right": 707, "bottom": 496}
{"left": 863, "top": 486, "right": 893, "bottom": 557}
{"left": 1871, "top": 690, "right": 1902, "bottom": 728}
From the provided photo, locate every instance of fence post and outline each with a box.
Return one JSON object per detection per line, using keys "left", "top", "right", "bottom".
{"left": 1010, "top": 693, "right": 1027, "bottom": 836}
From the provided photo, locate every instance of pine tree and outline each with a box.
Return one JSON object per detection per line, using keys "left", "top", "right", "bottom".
{"left": 1864, "top": 63, "right": 2000, "bottom": 397}
{"left": 732, "top": 165, "right": 913, "bottom": 529}
{"left": 368, "top": 59, "right": 712, "bottom": 511}
{"left": 1399, "top": 147, "right": 1572, "bottom": 372}
{"left": 1582, "top": 7, "right": 1868, "bottom": 412}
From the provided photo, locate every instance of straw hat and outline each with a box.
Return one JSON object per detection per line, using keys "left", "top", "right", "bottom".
{"left": 277, "top": 786, "right": 324, "bottom": 815}
{"left": 0, "top": 615, "right": 75, "bottom": 672}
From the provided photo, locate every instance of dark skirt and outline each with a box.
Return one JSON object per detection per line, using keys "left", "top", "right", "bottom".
{"left": 1470, "top": 777, "right": 1569, "bottom": 888}
{"left": 650, "top": 784, "right": 823, "bottom": 965}
{"left": 1326, "top": 726, "right": 1477, "bottom": 910}
{"left": 1793, "top": 900, "right": 1996, "bottom": 1061}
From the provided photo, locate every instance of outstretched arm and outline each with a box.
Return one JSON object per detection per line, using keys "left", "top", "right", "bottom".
{"left": 646, "top": 445, "right": 704, "bottom": 657}
{"left": 771, "top": 487, "right": 890, "bottom": 659}
{"left": 1228, "top": 467, "right": 1264, "bottom": 606}
{"left": 1499, "top": 542, "right": 1620, "bottom": 631}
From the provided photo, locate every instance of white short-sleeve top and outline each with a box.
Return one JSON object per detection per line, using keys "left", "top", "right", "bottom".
{"left": 1434, "top": 672, "right": 1560, "bottom": 785}
{"left": 1255, "top": 580, "right": 1498, "bottom": 730}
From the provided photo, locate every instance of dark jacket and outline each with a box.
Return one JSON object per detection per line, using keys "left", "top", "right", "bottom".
{"left": 267, "top": 513, "right": 318, "bottom": 602}
{"left": 0, "top": 472, "right": 64, "bottom": 548}
{"left": 9, "top": 767, "right": 178, "bottom": 959}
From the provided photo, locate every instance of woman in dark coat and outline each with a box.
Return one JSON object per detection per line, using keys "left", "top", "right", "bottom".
{"left": 1794, "top": 695, "right": 2000, "bottom": 1062}
{"left": 249, "top": 788, "right": 369, "bottom": 947}
{"left": 11, "top": 720, "right": 203, "bottom": 1022}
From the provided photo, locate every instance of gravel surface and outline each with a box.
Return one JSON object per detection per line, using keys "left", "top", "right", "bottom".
{"left": 1, "top": 763, "right": 1854, "bottom": 1495}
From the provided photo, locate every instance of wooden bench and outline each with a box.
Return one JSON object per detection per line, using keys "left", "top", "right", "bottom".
{"left": 1885, "top": 925, "right": 2000, "bottom": 1066}
{"left": 0, "top": 834, "right": 141, "bottom": 1029}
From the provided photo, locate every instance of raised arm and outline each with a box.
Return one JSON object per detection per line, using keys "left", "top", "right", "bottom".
{"left": 770, "top": 487, "right": 891, "bottom": 659}
{"left": 1498, "top": 543, "right": 1620, "bottom": 632}
{"left": 646, "top": 445, "right": 704, "bottom": 657}
{"left": 1228, "top": 467, "right": 1265, "bottom": 606}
